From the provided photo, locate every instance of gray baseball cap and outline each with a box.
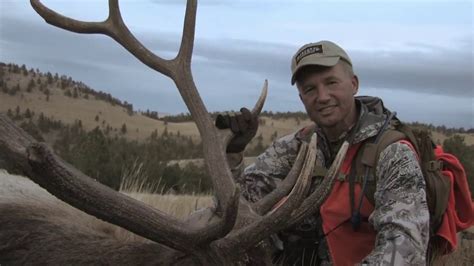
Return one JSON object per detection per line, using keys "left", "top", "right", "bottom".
{"left": 290, "top": 40, "right": 352, "bottom": 85}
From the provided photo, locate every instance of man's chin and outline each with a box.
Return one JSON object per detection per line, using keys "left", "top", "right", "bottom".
{"left": 314, "top": 119, "right": 338, "bottom": 129}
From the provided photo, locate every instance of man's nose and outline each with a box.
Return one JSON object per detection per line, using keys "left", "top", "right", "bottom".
{"left": 317, "top": 86, "right": 331, "bottom": 103}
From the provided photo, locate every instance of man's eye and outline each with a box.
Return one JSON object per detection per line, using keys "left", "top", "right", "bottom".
{"left": 304, "top": 86, "right": 314, "bottom": 93}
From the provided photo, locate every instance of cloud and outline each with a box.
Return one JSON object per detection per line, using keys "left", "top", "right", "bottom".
{"left": 149, "top": 0, "right": 227, "bottom": 5}
{"left": 352, "top": 44, "right": 473, "bottom": 97}
{"left": 190, "top": 38, "right": 474, "bottom": 98}
{"left": 1, "top": 3, "right": 472, "bottom": 127}
{"left": 2, "top": 14, "right": 472, "bottom": 98}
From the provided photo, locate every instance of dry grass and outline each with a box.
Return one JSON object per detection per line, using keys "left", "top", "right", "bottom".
{"left": 0, "top": 90, "right": 200, "bottom": 141}
{"left": 107, "top": 192, "right": 213, "bottom": 243}
{"left": 109, "top": 192, "right": 213, "bottom": 243}
{"left": 108, "top": 161, "right": 214, "bottom": 242}
{"left": 0, "top": 71, "right": 200, "bottom": 142}
{"left": 119, "top": 160, "right": 213, "bottom": 219}
{"left": 431, "top": 131, "right": 474, "bottom": 146}
{"left": 2, "top": 70, "right": 473, "bottom": 148}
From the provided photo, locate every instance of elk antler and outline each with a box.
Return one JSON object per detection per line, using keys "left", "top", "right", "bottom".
{"left": 250, "top": 131, "right": 310, "bottom": 215}
{"left": 22, "top": 0, "right": 329, "bottom": 261}
{"left": 288, "top": 140, "right": 350, "bottom": 226}
{"left": 28, "top": 0, "right": 269, "bottom": 254}
{"left": 214, "top": 134, "right": 318, "bottom": 253}
{"left": 0, "top": 113, "right": 223, "bottom": 253}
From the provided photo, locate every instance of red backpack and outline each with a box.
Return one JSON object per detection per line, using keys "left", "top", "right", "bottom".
{"left": 350, "top": 120, "right": 474, "bottom": 256}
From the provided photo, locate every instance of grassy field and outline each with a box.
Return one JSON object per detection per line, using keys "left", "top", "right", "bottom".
{"left": 0, "top": 87, "right": 200, "bottom": 142}
{"left": 2, "top": 68, "right": 473, "bottom": 148}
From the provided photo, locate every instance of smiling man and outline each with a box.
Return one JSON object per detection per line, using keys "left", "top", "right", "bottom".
{"left": 293, "top": 42, "right": 359, "bottom": 143}
{"left": 219, "top": 40, "right": 429, "bottom": 265}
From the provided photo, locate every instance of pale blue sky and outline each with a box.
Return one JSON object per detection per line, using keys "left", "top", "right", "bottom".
{"left": 1, "top": 0, "right": 473, "bottom": 128}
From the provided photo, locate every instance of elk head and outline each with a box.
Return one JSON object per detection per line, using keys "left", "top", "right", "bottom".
{"left": 0, "top": 0, "right": 350, "bottom": 265}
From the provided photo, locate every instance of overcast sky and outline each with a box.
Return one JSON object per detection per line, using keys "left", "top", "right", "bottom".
{"left": 0, "top": 0, "right": 472, "bottom": 128}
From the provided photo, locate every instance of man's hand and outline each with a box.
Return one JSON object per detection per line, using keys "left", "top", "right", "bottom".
{"left": 215, "top": 107, "right": 258, "bottom": 153}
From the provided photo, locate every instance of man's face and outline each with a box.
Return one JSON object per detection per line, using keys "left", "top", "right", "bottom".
{"left": 296, "top": 61, "right": 359, "bottom": 129}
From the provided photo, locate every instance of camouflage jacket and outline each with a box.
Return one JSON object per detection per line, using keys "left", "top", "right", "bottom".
{"left": 228, "top": 97, "right": 430, "bottom": 265}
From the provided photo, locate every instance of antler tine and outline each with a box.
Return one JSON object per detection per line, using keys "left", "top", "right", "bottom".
{"left": 30, "top": 0, "right": 242, "bottom": 249}
{"left": 176, "top": 0, "right": 197, "bottom": 67}
{"left": 288, "top": 140, "right": 350, "bottom": 226}
{"left": 251, "top": 79, "right": 268, "bottom": 115}
{"left": 219, "top": 80, "right": 268, "bottom": 146}
{"left": 30, "top": 0, "right": 107, "bottom": 34}
{"left": 31, "top": 0, "right": 173, "bottom": 76}
{"left": 214, "top": 134, "right": 317, "bottom": 252}
{"left": 251, "top": 135, "right": 308, "bottom": 215}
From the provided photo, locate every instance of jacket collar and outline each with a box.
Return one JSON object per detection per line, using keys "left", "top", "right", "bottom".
{"left": 315, "top": 96, "right": 391, "bottom": 146}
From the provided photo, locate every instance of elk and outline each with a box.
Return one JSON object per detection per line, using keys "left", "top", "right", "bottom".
{"left": 0, "top": 0, "right": 350, "bottom": 264}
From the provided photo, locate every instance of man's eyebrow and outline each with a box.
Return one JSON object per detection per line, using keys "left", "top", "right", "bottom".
{"left": 323, "top": 75, "right": 340, "bottom": 81}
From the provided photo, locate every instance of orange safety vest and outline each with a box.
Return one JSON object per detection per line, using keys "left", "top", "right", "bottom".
{"left": 320, "top": 143, "right": 376, "bottom": 266}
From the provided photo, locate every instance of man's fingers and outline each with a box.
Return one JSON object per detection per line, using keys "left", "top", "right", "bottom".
{"left": 240, "top": 107, "right": 252, "bottom": 122}
{"left": 215, "top": 107, "right": 259, "bottom": 153}
{"left": 229, "top": 115, "right": 240, "bottom": 134}
{"left": 215, "top": 114, "right": 230, "bottom": 129}
{"left": 215, "top": 108, "right": 258, "bottom": 136}
{"left": 241, "top": 107, "right": 258, "bottom": 131}
{"left": 236, "top": 114, "right": 248, "bottom": 133}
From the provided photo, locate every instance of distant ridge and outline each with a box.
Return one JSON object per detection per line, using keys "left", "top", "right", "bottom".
{"left": 0, "top": 62, "right": 472, "bottom": 145}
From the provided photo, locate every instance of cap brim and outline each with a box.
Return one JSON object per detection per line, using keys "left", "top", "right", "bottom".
{"left": 291, "top": 56, "right": 340, "bottom": 85}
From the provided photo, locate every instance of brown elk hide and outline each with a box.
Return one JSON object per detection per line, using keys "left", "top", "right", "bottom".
{"left": 0, "top": 171, "right": 185, "bottom": 265}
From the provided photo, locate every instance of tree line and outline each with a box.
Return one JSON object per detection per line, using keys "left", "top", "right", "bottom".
{"left": 0, "top": 62, "right": 133, "bottom": 114}
{"left": 3, "top": 109, "right": 211, "bottom": 193}
{"left": 4, "top": 108, "right": 473, "bottom": 197}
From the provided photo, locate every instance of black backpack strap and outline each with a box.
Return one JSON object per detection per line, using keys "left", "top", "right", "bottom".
{"left": 360, "top": 129, "right": 406, "bottom": 170}
{"left": 348, "top": 159, "right": 358, "bottom": 228}
{"left": 349, "top": 112, "right": 398, "bottom": 231}
{"left": 357, "top": 129, "right": 406, "bottom": 206}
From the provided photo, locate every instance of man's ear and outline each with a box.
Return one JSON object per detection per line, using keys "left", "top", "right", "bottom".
{"left": 296, "top": 84, "right": 304, "bottom": 102}
{"left": 351, "top": 75, "right": 359, "bottom": 95}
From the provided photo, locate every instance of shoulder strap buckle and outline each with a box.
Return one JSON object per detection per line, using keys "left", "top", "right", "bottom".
{"left": 426, "top": 160, "right": 443, "bottom": 172}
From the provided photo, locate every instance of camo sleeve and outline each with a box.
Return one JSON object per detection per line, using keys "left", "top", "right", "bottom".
{"left": 362, "top": 141, "right": 430, "bottom": 265}
{"left": 236, "top": 133, "right": 302, "bottom": 203}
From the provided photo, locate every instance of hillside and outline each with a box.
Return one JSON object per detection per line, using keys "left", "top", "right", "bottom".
{"left": 0, "top": 63, "right": 201, "bottom": 142}
{"left": 1, "top": 62, "right": 473, "bottom": 194}
{"left": 0, "top": 63, "right": 319, "bottom": 149}
{"left": 1, "top": 63, "right": 473, "bottom": 147}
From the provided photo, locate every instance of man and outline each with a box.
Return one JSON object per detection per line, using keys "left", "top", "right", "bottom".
{"left": 217, "top": 41, "right": 429, "bottom": 265}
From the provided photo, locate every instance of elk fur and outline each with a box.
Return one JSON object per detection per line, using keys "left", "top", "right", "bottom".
{"left": 0, "top": 170, "right": 183, "bottom": 265}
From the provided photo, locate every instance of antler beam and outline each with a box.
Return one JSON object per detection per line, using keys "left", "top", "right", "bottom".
{"left": 288, "top": 140, "right": 350, "bottom": 226}
{"left": 250, "top": 136, "right": 308, "bottom": 215}
{"left": 20, "top": 0, "right": 339, "bottom": 263}
{"left": 28, "top": 0, "right": 272, "bottom": 254}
